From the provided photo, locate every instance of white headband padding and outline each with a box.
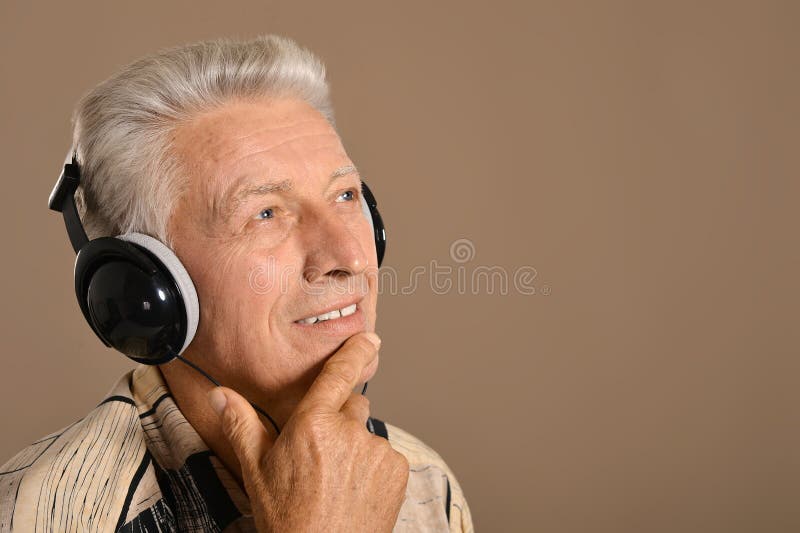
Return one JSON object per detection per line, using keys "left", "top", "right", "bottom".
{"left": 360, "top": 190, "right": 374, "bottom": 233}
{"left": 117, "top": 233, "right": 199, "bottom": 355}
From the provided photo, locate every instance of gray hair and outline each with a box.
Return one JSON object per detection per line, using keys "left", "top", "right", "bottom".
{"left": 71, "top": 35, "right": 334, "bottom": 247}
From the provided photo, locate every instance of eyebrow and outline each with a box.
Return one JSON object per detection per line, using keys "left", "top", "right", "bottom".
{"left": 220, "top": 165, "right": 360, "bottom": 220}
{"left": 330, "top": 165, "right": 358, "bottom": 179}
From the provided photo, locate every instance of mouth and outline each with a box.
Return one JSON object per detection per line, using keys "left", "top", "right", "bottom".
{"left": 295, "top": 302, "right": 358, "bottom": 324}
{"left": 292, "top": 297, "right": 367, "bottom": 334}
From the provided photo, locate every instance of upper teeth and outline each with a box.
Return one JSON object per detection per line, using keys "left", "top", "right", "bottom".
{"left": 297, "top": 303, "right": 357, "bottom": 324}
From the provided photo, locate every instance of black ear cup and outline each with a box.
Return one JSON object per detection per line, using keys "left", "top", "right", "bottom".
{"left": 361, "top": 181, "right": 386, "bottom": 267}
{"left": 74, "top": 237, "right": 189, "bottom": 365}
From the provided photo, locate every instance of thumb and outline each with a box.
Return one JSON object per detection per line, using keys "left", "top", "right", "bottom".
{"left": 208, "top": 386, "right": 275, "bottom": 472}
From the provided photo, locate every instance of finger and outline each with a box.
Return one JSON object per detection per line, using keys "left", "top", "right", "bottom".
{"left": 209, "top": 386, "right": 276, "bottom": 473}
{"left": 340, "top": 391, "right": 371, "bottom": 427}
{"left": 296, "top": 332, "right": 380, "bottom": 415}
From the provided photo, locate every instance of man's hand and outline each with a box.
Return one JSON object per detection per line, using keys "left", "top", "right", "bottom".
{"left": 207, "top": 332, "right": 409, "bottom": 532}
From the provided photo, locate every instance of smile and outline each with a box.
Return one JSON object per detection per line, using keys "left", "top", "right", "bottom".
{"left": 295, "top": 303, "right": 358, "bottom": 325}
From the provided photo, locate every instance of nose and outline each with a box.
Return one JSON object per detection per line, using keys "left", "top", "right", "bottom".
{"left": 301, "top": 209, "right": 369, "bottom": 284}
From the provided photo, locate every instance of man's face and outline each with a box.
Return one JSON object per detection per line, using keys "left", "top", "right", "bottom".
{"left": 167, "top": 97, "right": 379, "bottom": 410}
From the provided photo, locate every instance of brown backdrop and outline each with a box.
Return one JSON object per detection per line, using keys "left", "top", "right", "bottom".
{"left": 1, "top": 1, "right": 798, "bottom": 531}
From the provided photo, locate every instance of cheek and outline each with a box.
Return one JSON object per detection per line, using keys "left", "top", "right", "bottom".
{"left": 246, "top": 254, "right": 294, "bottom": 298}
{"left": 183, "top": 241, "right": 264, "bottom": 328}
{"left": 238, "top": 249, "right": 304, "bottom": 333}
{"left": 365, "top": 230, "right": 380, "bottom": 272}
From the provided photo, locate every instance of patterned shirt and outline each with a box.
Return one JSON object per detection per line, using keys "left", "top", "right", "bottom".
{"left": 0, "top": 365, "right": 473, "bottom": 532}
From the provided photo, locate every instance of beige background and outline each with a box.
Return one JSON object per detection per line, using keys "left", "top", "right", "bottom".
{"left": 1, "top": 1, "right": 798, "bottom": 531}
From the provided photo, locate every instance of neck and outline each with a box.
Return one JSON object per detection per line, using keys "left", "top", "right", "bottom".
{"left": 158, "top": 357, "right": 294, "bottom": 487}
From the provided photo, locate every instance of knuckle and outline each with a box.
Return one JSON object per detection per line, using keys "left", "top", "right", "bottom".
{"left": 323, "top": 360, "right": 357, "bottom": 388}
{"left": 390, "top": 453, "right": 410, "bottom": 483}
{"left": 348, "top": 393, "right": 370, "bottom": 412}
{"left": 391, "top": 449, "right": 410, "bottom": 470}
{"left": 369, "top": 442, "right": 409, "bottom": 487}
{"left": 294, "top": 412, "right": 335, "bottom": 442}
{"left": 223, "top": 408, "right": 246, "bottom": 443}
{"left": 342, "top": 416, "right": 367, "bottom": 436}
{"left": 384, "top": 447, "right": 408, "bottom": 468}
{"left": 349, "top": 335, "right": 377, "bottom": 356}
{"left": 371, "top": 435, "right": 396, "bottom": 458}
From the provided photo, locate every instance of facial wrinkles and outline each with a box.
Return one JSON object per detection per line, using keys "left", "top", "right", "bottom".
{"left": 197, "top": 240, "right": 281, "bottom": 375}
{"left": 209, "top": 139, "right": 348, "bottom": 235}
{"left": 172, "top": 99, "right": 373, "bottom": 366}
{"left": 196, "top": 177, "right": 362, "bottom": 351}
{"left": 206, "top": 114, "right": 337, "bottom": 171}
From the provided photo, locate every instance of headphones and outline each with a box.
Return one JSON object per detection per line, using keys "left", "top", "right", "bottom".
{"left": 49, "top": 155, "right": 387, "bottom": 367}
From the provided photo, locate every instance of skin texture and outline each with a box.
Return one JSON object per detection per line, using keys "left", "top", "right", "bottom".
{"left": 158, "top": 97, "right": 408, "bottom": 530}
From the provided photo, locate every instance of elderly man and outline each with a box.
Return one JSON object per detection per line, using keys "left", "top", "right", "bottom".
{"left": 0, "top": 36, "right": 472, "bottom": 532}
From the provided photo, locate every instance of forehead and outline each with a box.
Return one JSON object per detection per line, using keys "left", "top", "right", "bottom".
{"left": 172, "top": 97, "right": 348, "bottom": 197}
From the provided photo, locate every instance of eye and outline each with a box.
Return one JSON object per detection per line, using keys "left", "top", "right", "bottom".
{"left": 255, "top": 208, "right": 275, "bottom": 220}
{"left": 336, "top": 189, "right": 357, "bottom": 203}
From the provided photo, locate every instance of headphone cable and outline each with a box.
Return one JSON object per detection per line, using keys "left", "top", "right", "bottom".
{"left": 171, "top": 350, "right": 369, "bottom": 438}
{"left": 173, "top": 352, "right": 282, "bottom": 436}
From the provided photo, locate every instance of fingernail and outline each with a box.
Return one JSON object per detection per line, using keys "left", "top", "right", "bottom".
{"left": 364, "top": 332, "right": 381, "bottom": 348}
{"left": 208, "top": 388, "right": 227, "bottom": 416}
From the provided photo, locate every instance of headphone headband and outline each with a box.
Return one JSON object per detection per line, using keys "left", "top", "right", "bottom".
{"left": 48, "top": 158, "right": 88, "bottom": 253}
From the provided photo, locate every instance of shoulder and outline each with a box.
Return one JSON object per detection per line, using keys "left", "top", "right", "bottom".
{"left": 370, "top": 418, "right": 474, "bottom": 533}
{"left": 0, "top": 371, "right": 150, "bottom": 532}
